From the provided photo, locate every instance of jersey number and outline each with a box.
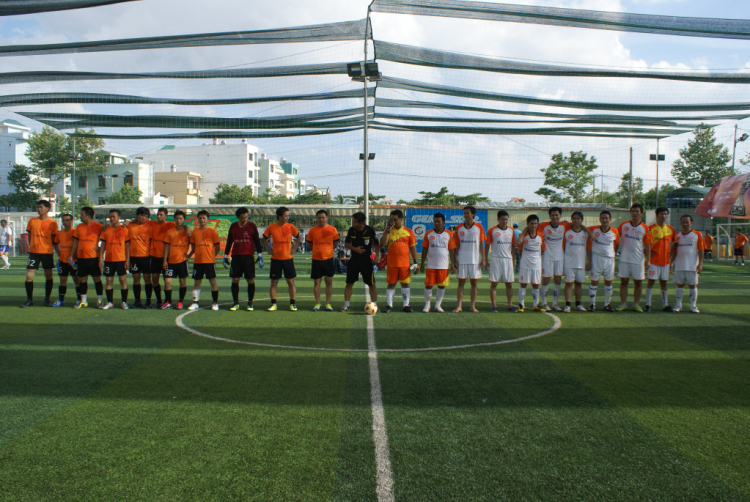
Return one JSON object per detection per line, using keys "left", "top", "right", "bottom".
{"left": 27, "top": 259, "right": 35, "bottom": 268}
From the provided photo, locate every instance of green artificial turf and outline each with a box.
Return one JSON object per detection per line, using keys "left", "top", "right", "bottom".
{"left": 0, "top": 255, "right": 748, "bottom": 501}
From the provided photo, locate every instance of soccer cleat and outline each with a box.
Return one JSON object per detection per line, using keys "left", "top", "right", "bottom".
{"left": 1, "top": 264, "right": 9, "bottom": 270}
{"left": 384, "top": 306, "right": 393, "bottom": 313}
{"left": 267, "top": 304, "right": 278, "bottom": 311}
{"left": 507, "top": 307, "right": 518, "bottom": 313}
{"left": 51, "top": 300, "right": 64, "bottom": 307}
{"left": 121, "top": 302, "right": 129, "bottom": 310}
{"left": 176, "top": 302, "right": 183, "bottom": 310}
{"left": 144, "top": 300, "right": 152, "bottom": 309}
{"left": 247, "top": 303, "right": 254, "bottom": 311}
{"left": 161, "top": 302, "right": 172, "bottom": 310}
{"left": 540, "top": 304, "right": 551, "bottom": 312}
{"left": 532, "top": 306, "right": 545, "bottom": 312}
{"left": 615, "top": 304, "right": 628, "bottom": 312}
{"left": 632, "top": 305, "right": 644, "bottom": 313}
{"left": 563, "top": 305, "right": 571, "bottom": 313}
{"left": 690, "top": 306, "right": 700, "bottom": 313}
{"left": 133, "top": 300, "right": 143, "bottom": 309}
{"left": 403, "top": 306, "right": 413, "bottom": 313}
{"left": 312, "top": 304, "right": 321, "bottom": 312}
{"left": 663, "top": 306, "right": 673, "bottom": 312}
{"left": 155, "top": 302, "right": 163, "bottom": 309}
{"left": 44, "top": 299, "right": 51, "bottom": 307}
{"left": 423, "top": 305, "right": 431, "bottom": 313}
{"left": 289, "top": 304, "right": 297, "bottom": 312}
{"left": 588, "top": 304, "right": 595, "bottom": 312}
{"left": 644, "top": 305, "right": 652, "bottom": 312}
{"left": 101, "top": 302, "right": 115, "bottom": 310}
{"left": 21, "top": 300, "right": 34, "bottom": 308}
{"left": 673, "top": 306, "right": 682, "bottom": 312}
{"left": 551, "top": 304, "right": 563, "bottom": 312}
{"left": 339, "top": 305, "right": 350, "bottom": 312}
{"left": 490, "top": 307, "right": 498, "bottom": 313}
{"left": 603, "top": 304, "right": 615, "bottom": 312}
{"left": 435, "top": 306, "right": 445, "bottom": 313}
{"left": 325, "top": 304, "right": 334, "bottom": 312}
{"left": 575, "top": 305, "right": 587, "bottom": 312}
{"left": 517, "top": 305, "right": 525, "bottom": 313}
{"left": 229, "top": 302, "right": 240, "bottom": 311}
{"left": 211, "top": 303, "right": 219, "bottom": 311}
{"left": 187, "top": 303, "right": 200, "bottom": 311}
{"left": 73, "top": 301, "right": 87, "bottom": 309}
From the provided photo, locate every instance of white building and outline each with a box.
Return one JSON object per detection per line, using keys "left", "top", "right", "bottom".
{"left": 0, "top": 120, "right": 31, "bottom": 197}
{"left": 136, "top": 139, "right": 260, "bottom": 204}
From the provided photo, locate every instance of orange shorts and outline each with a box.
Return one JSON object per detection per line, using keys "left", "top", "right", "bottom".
{"left": 424, "top": 268, "right": 450, "bottom": 288}
{"left": 386, "top": 266, "right": 412, "bottom": 284}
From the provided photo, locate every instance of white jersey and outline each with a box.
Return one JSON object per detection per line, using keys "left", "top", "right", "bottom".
{"left": 454, "top": 223, "right": 485, "bottom": 265}
{"left": 487, "top": 226, "right": 515, "bottom": 261}
{"left": 519, "top": 233, "right": 544, "bottom": 271}
{"left": 0, "top": 226, "right": 11, "bottom": 246}
{"left": 423, "top": 229, "right": 454, "bottom": 270}
{"left": 563, "top": 228, "right": 589, "bottom": 269}
{"left": 617, "top": 221, "right": 651, "bottom": 264}
{"left": 539, "top": 222, "right": 569, "bottom": 262}
{"left": 589, "top": 226, "right": 619, "bottom": 259}
{"left": 673, "top": 230, "right": 704, "bottom": 271}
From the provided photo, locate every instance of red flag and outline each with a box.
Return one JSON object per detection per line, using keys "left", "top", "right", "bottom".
{"left": 696, "top": 173, "right": 750, "bottom": 220}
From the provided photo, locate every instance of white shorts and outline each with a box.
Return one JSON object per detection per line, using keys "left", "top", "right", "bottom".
{"left": 542, "top": 258, "right": 564, "bottom": 278}
{"left": 589, "top": 255, "right": 615, "bottom": 282}
{"left": 519, "top": 268, "right": 541, "bottom": 285}
{"left": 564, "top": 267, "right": 586, "bottom": 284}
{"left": 673, "top": 270, "right": 699, "bottom": 286}
{"left": 647, "top": 264, "right": 670, "bottom": 281}
{"left": 618, "top": 261, "right": 645, "bottom": 281}
{"left": 457, "top": 263, "right": 482, "bottom": 280}
{"left": 489, "top": 259, "right": 514, "bottom": 283}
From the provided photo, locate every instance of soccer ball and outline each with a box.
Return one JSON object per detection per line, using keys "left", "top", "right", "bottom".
{"left": 364, "top": 302, "right": 378, "bottom": 315}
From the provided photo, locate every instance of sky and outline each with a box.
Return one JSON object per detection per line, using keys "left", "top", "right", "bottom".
{"left": 0, "top": 0, "right": 749, "bottom": 203}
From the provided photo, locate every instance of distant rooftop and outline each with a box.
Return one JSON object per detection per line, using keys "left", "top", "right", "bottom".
{"left": 160, "top": 145, "right": 176, "bottom": 150}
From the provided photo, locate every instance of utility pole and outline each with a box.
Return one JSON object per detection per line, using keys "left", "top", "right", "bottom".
{"left": 72, "top": 138, "right": 76, "bottom": 218}
{"left": 655, "top": 138, "right": 660, "bottom": 209}
{"left": 629, "top": 147, "right": 633, "bottom": 208}
{"left": 601, "top": 172, "right": 604, "bottom": 204}
{"left": 732, "top": 124, "right": 738, "bottom": 172}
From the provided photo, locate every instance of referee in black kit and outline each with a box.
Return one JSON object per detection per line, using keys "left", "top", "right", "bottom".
{"left": 340, "top": 212, "right": 379, "bottom": 312}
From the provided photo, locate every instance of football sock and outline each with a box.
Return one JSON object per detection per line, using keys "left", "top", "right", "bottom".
{"left": 45, "top": 279, "right": 53, "bottom": 300}
{"left": 689, "top": 288, "right": 698, "bottom": 308}
{"left": 179, "top": 287, "right": 186, "bottom": 303}
{"left": 271, "top": 298, "right": 277, "bottom": 305}
{"left": 575, "top": 301, "right": 581, "bottom": 307}
{"left": 58, "top": 285, "right": 66, "bottom": 302}
{"left": 193, "top": 289, "right": 200, "bottom": 302}
{"left": 401, "top": 287, "right": 410, "bottom": 306}
{"left": 566, "top": 301, "right": 571, "bottom": 307}
{"left": 386, "top": 288, "right": 395, "bottom": 307}
{"left": 134, "top": 284, "right": 141, "bottom": 301}
{"left": 106, "top": 289, "right": 114, "bottom": 303}
{"left": 675, "top": 287, "right": 684, "bottom": 308}
{"left": 604, "top": 286, "right": 613, "bottom": 305}
{"left": 1, "top": 255, "right": 8, "bottom": 266}
{"left": 540, "top": 285, "right": 548, "bottom": 305}
{"left": 344, "top": 301, "right": 350, "bottom": 307}
{"left": 145, "top": 284, "right": 153, "bottom": 301}
{"left": 25, "top": 281, "right": 33, "bottom": 300}
{"left": 231, "top": 283, "right": 239, "bottom": 302}
{"left": 165, "top": 289, "right": 172, "bottom": 303}
{"left": 211, "top": 290, "right": 219, "bottom": 303}
{"left": 661, "top": 290, "right": 669, "bottom": 307}
{"left": 518, "top": 287, "right": 526, "bottom": 307}
{"left": 80, "top": 282, "right": 88, "bottom": 296}
{"left": 121, "top": 289, "right": 128, "bottom": 303}
{"left": 552, "top": 284, "right": 561, "bottom": 305}
{"left": 154, "top": 285, "right": 162, "bottom": 303}
{"left": 645, "top": 288, "right": 653, "bottom": 306}
{"left": 424, "top": 288, "right": 432, "bottom": 307}
{"left": 94, "top": 281, "right": 103, "bottom": 303}
{"left": 588, "top": 285, "right": 597, "bottom": 305}
{"left": 436, "top": 288, "right": 445, "bottom": 308}
{"left": 247, "top": 283, "right": 255, "bottom": 302}
{"left": 290, "top": 298, "right": 295, "bottom": 306}
{"left": 532, "top": 289, "right": 539, "bottom": 307}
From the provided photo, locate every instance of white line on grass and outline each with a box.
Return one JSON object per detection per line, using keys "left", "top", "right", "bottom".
{"left": 365, "top": 289, "right": 395, "bottom": 502}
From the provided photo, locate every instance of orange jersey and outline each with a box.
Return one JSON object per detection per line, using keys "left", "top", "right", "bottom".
{"left": 648, "top": 224, "right": 676, "bottom": 266}
{"left": 263, "top": 223, "right": 299, "bottom": 261}
{"left": 703, "top": 235, "right": 714, "bottom": 248}
{"left": 306, "top": 225, "right": 339, "bottom": 261}
{"left": 149, "top": 221, "right": 176, "bottom": 258}
{"left": 387, "top": 227, "right": 417, "bottom": 268}
{"left": 190, "top": 227, "right": 220, "bottom": 264}
{"left": 127, "top": 222, "right": 152, "bottom": 257}
{"left": 26, "top": 217, "right": 57, "bottom": 254}
{"left": 73, "top": 222, "right": 103, "bottom": 259}
{"left": 164, "top": 227, "right": 190, "bottom": 264}
{"left": 100, "top": 225, "right": 129, "bottom": 262}
{"left": 735, "top": 234, "right": 748, "bottom": 248}
{"left": 54, "top": 228, "right": 75, "bottom": 262}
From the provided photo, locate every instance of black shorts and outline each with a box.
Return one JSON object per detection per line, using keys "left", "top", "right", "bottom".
{"left": 166, "top": 261, "right": 189, "bottom": 279}
{"left": 735, "top": 247, "right": 745, "bottom": 256}
{"left": 57, "top": 261, "right": 75, "bottom": 277}
{"left": 76, "top": 257, "right": 101, "bottom": 278}
{"left": 704, "top": 250, "right": 712, "bottom": 257}
{"left": 130, "top": 256, "right": 151, "bottom": 274}
{"left": 346, "top": 259, "right": 375, "bottom": 286}
{"left": 103, "top": 261, "right": 127, "bottom": 277}
{"left": 311, "top": 258, "right": 335, "bottom": 279}
{"left": 192, "top": 263, "right": 217, "bottom": 280}
{"left": 230, "top": 255, "right": 256, "bottom": 280}
{"left": 150, "top": 257, "right": 165, "bottom": 274}
{"left": 27, "top": 253, "right": 54, "bottom": 270}
{"left": 270, "top": 259, "right": 296, "bottom": 280}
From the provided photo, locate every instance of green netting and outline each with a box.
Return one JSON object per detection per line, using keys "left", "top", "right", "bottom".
{"left": 0, "top": 88, "right": 374, "bottom": 107}
{"left": 0, "top": 0, "right": 135, "bottom": 16}
{"left": 379, "top": 76, "right": 750, "bottom": 112}
{"left": 0, "top": 19, "right": 370, "bottom": 57}
{"left": 370, "top": 0, "right": 750, "bottom": 40}
{"left": 375, "top": 113, "right": 698, "bottom": 129}
{"left": 68, "top": 128, "right": 362, "bottom": 140}
{"left": 371, "top": 123, "right": 680, "bottom": 139}
{"left": 375, "top": 41, "right": 750, "bottom": 84}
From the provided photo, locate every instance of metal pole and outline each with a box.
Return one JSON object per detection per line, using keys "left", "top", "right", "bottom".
{"left": 601, "top": 172, "right": 604, "bottom": 204}
{"left": 363, "top": 5, "right": 372, "bottom": 226}
{"left": 729, "top": 125, "right": 737, "bottom": 249}
{"left": 72, "top": 138, "right": 76, "bottom": 219}
{"left": 655, "top": 138, "right": 660, "bottom": 209}
{"left": 732, "top": 124, "right": 738, "bottom": 172}
{"left": 629, "top": 147, "right": 633, "bottom": 208}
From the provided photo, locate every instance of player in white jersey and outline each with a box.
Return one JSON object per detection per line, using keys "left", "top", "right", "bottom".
{"left": 587, "top": 210, "right": 619, "bottom": 312}
{"left": 452, "top": 206, "right": 486, "bottom": 313}
{"left": 537, "top": 207, "right": 570, "bottom": 312}
{"left": 486, "top": 210, "right": 517, "bottom": 312}
{"left": 670, "top": 215, "right": 705, "bottom": 313}
{"left": 616, "top": 204, "right": 652, "bottom": 312}
{"left": 420, "top": 213, "right": 456, "bottom": 313}
{"left": 0, "top": 219, "right": 12, "bottom": 269}
{"left": 517, "top": 214, "right": 545, "bottom": 312}
{"left": 562, "top": 211, "right": 592, "bottom": 312}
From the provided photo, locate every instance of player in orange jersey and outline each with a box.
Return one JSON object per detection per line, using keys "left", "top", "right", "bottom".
{"left": 733, "top": 229, "right": 748, "bottom": 265}
{"left": 379, "top": 209, "right": 419, "bottom": 313}
{"left": 702, "top": 232, "right": 714, "bottom": 262}
{"left": 645, "top": 207, "right": 676, "bottom": 312}
{"left": 127, "top": 207, "right": 153, "bottom": 308}
{"left": 51, "top": 213, "right": 79, "bottom": 307}
{"left": 187, "top": 210, "right": 221, "bottom": 311}
{"left": 148, "top": 207, "right": 175, "bottom": 308}
{"left": 99, "top": 209, "right": 130, "bottom": 309}
{"left": 262, "top": 206, "right": 301, "bottom": 311}
{"left": 306, "top": 209, "right": 340, "bottom": 312}
{"left": 23, "top": 200, "right": 58, "bottom": 307}
{"left": 69, "top": 206, "right": 104, "bottom": 309}
{"left": 162, "top": 210, "right": 192, "bottom": 310}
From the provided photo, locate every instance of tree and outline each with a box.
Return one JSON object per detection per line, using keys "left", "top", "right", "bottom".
{"left": 3, "top": 164, "right": 46, "bottom": 210}
{"left": 536, "top": 151, "right": 598, "bottom": 203}
{"left": 397, "top": 187, "right": 490, "bottom": 205}
{"left": 671, "top": 124, "right": 732, "bottom": 187}
{"left": 740, "top": 152, "right": 750, "bottom": 170}
{"left": 57, "top": 195, "right": 95, "bottom": 216}
{"left": 642, "top": 183, "right": 677, "bottom": 209}
{"left": 105, "top": 185, "right": 143, "bottom": 204}
{"left": 209, "top": 184, "right": 261, "bottom": 204}
{"left": 616, "top": 173, "right": 644, "bottom": 199}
